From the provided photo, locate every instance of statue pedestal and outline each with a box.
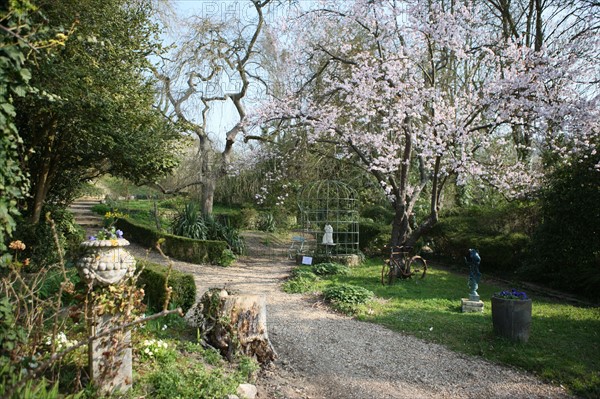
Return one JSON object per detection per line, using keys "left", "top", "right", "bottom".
{"left": 89, "top": 312, "right": 132, "bottom": 394}
{"left": 461, "top": 298, "right": 484, "bottom": 313}
{"left": 78, "top": 238, "right": 135, "bottom": 394}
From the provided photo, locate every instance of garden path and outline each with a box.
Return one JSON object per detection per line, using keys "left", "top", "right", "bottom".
{"left": 126, "top": 234, "right": 573, "bottom": 399}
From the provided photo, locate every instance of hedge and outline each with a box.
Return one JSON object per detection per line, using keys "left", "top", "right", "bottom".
{"left": 115, "top": 218, "right": 233, "bottom": 266}
{"left": 359, "top": 220, "right": 390, "bottom": 256}
{"left": 426, "top": 205, "right": 534, "bottom": 275}
{"left": 136, "top": 259, "right": 196, "bottom": 314}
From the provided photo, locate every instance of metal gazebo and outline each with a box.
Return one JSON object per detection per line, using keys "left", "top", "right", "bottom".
{"left": 297, "top": 180, "right": 359, "bottom": 257}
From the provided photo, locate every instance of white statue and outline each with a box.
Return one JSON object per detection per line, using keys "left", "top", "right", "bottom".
{"left": 322, "top": 224, "right": 334, "bottom": 245}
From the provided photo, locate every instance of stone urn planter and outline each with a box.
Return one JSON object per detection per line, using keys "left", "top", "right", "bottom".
{"left": 77, "top": 238, "right": 136, "bottom": 286}
{"left": 77, "top": 236, "right": 137, "bottom": 394}
{"left": 491, "top": 290, "right": 532, "bottom": 343}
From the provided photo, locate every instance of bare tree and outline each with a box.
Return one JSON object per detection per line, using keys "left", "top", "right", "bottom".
{"left": 153, "top": 0, "right": 271, "bottom": 215}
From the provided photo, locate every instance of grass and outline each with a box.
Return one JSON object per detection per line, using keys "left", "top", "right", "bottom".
{"left": 107, "top": 199, "right": 240, "bottom": 232}
{"left": 287, "top": 258, "right": 600, "bottom": 398}
{"left": 123, "top": 313, "right": 258, "bottom": 399}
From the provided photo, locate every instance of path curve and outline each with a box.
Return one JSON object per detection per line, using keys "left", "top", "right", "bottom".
{"left": 126, "top": 240, "right": 573, "bottom": 399}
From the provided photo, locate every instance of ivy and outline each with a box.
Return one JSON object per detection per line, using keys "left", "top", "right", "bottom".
{"left": 0, "top": 1, "right": 38, "bottom": 254}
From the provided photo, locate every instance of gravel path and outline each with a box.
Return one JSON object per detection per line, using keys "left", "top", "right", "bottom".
{"left": 127, "top": 239, "right": 573, "bottom": 399}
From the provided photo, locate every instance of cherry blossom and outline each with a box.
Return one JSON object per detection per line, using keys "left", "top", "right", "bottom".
{"left": 251, "top": 0, "right": 599, "bottom": 246}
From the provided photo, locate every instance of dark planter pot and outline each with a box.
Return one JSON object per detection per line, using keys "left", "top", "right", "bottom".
{"left": 491, "top": 297, "right": 532, "bottom": 343}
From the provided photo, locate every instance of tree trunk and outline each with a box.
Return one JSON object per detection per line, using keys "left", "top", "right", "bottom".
{"left": 29, "top": 152, "right": 54, "bottom": 225}
{"left": 193, "top": 289, "right": 276, "bottom": 365}
{"left": 202, "top": 178, "right": 215, "bottom": 217}
{"left": 390, "top": 205, "right": 409, "bottom": 248}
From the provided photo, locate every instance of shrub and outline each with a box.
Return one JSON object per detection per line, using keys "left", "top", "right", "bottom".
{"left": 205, "top": 217, "right": 246, "bottom": 255}
{"left": 171, "top": 202, "right": 207, "bottom": 240}
{"left": 137, "top": 260, "right": 197, "bottom": 314}
{"left": 282, "top": 276, "right": 318, "bottom": 294}
{"left": 360, "top": 204, "right": 394, "bottom": 224}
{"left": 218, "top": 249, "right": 236, "bottom": 267}
{"left": 90, "top": 203, "right": 111, "bottom": 216}
{"left": 426, "top": 203, "right": 534, "bottom": 275}
{"left": 144, "top": 359, "right": 244, "bottom": 399}
{"left": 311, "top": 262, "right": 350, "bottom": 276}
{"left": 240, "top": 208, "right": 259, "bottom": 230}
{"left": 14, "top": 205, "right": 84, "bottom": 272}
{"left": 38, "top": 268, "right": 80, "bottom": 304}
{"left": 115, "top": 218, "right": 231, "bottom": 266}
{"left": 359, "top": 220, "right": 390, "bottom": 255}
{"left": 323, "top": 284, "right": 373, "bottom": 305}
{"left": 527, "top": 154, "right": 600, "bottom": 300}
{"left": 257, "top": 212, "right": 275, "bottom": 232}
{"left": 170, "top": 202, "right": 246, "bottom": 255}
{"left": 290, "top": 267, "right": 318, "bottom": 280}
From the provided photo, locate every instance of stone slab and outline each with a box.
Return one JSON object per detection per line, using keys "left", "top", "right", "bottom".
{"left": 461, "top": 298, "right": 484, "bottom": 313}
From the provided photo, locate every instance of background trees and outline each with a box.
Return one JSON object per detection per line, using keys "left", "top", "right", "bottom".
{"left": 14, "top": 0, "right": 181, "bottom": 225}
{"left": 528, "top": 151, "right": 600, "bottom": 298}
{"left": 153, "top": 0, "right": 272, "bottom": 216}
{"left": 254, "top": 0, "right": 599, "bottom": 248}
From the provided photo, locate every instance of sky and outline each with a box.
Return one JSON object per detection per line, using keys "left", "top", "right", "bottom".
{"left": 154, "top": 0, "right": 321, "bottom": 152}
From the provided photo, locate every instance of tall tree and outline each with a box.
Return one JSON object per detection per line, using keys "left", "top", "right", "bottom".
{"left": 153, "top": 0, "right": 271, "bottom": 215}
{"left": 15, "top": 0, "right": 180, "bottom": 224}
{"left": 255, "top": 0, "right": 599, "bottom": 248}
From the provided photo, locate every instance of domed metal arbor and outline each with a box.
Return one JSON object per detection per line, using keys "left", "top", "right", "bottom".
{"left": 297, "top": 180, "right": 359, "bottom": 256}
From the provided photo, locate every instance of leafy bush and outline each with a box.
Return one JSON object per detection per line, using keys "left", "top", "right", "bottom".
{"left": 257, "top": 212, "right": 275, "bottom": 232}
{"left": 311, "top": 262, "right": 350, "bottom": 276}
{"left": 323, "top": 284, "right": 373, "bottom": 305}
{"left": 143, "top": 359, "right": 245, "bottom": 399}
{"left": 359, "top": 220, "right": 390, "bottom": 255}
{"left": 170, "top": 202, "right": 245, "bottom": 255}
{"left": 282, "top": 276, "right": 318, "bottom": 294}
{"left": 239, "top": 208, "right": 259, "bottom": 229}
{"left": 137, "top": 260, "right": 197, "bottom": 314}
{"left": 171, "top": 202, "right": 207, "bottom": 240}
{"left": 290, "top": 267, "right": 318, "bottom": 280}
{"left": 527, "top": 154, "right": 600, "bottom": 301}
{"left": 218, "top": 249, "right": 236, "bottom": 267}
{"left": 360, "top": 204, "right": 394, "bottom": 224}
{"left": 426, "top": 203, "right": 535, "bottom": 274}
{"left": 38, "top": 268, "right": 80, "bottom": 303}
{"left": 90, "top": 203, "right": 111, "bottom": 216}
{"left": 205, "top": 217, "right": 246, "bottom": 255}
{"left": 14, "top": 205, "right": 84, "bottom": 272}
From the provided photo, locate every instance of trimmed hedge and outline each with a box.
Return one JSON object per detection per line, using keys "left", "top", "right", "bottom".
{"left": 426, "top": 204, "right": 534, "bottom": 275}
{"left": 359, "top": 220, "right": 390, "bottom": 255}
{"left": 115, "top": 218, "right": 233, "bottom": 266}
{"left": 137, "top": 259, "right": 196, "bottom": 314}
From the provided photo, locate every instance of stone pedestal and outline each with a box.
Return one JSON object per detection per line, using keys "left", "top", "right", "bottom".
{"left": 89, "top": 313, "right": 132, "bottom": 394}
{"left": 77, "top": 238, "right": 136, "bottom": 394}
{"left": 461, "top": 298, "right": 484, "bottom": 313}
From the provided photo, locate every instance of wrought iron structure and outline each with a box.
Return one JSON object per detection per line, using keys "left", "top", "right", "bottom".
{"left": 297, "top": 180, "right": 359, "bottom": 256}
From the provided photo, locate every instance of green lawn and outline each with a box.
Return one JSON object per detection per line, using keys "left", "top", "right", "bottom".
{"left": 106, "top": 199, "right": 240, "bottom": 231}
{"left": 295, "top": 259, "right": 600, "bottom": 398}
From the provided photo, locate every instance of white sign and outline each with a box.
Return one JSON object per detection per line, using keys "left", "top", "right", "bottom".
{"left": 301, "top": 256, "right": 313, "bottom": 265}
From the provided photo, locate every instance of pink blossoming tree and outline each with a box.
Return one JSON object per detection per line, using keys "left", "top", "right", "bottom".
{"left": 253, "top": 0, "right": 599, "bottom": 248}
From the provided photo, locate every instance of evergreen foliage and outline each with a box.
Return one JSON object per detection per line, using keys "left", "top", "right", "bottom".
{"left": 137, "top": 260, "right": 196, "bottom": 314}
{"left": 0, "top": 1, "right": 54, "bottom": 254}
{"left": 527, "top": 156, "right": 600, "bottom": 300}
{"left": 171, "top": 202, "right": 245, "bottom": 255}
{"left": 14, "top": 0, "right": 180, "bottom": 223}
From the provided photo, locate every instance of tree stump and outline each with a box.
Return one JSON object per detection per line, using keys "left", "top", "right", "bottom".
{"left": 195, "top": 289, "right": 276, "bottom": 364}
